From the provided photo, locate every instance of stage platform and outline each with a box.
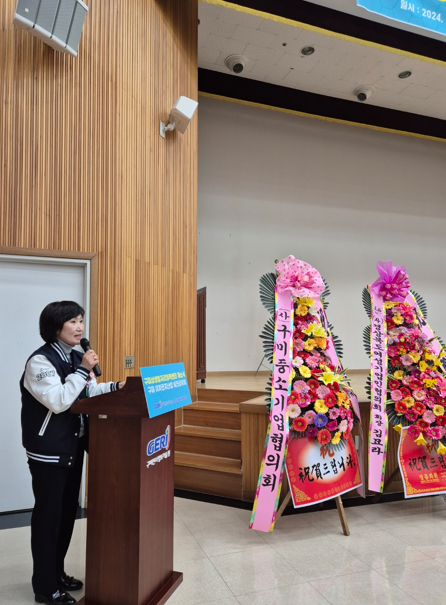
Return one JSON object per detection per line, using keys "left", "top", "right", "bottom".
{"left": 197, "top": 369, "right": 369, "bottom": 401}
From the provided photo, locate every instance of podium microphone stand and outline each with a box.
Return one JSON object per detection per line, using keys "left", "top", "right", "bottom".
{"left": 71, "top": 377, "right": 183, "bottom": 605}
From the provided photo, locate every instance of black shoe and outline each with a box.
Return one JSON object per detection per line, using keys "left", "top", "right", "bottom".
{"left": 35, "top": 591, "right": 77, "bottom": 604}
{"left": 59, "top": 573, "right": 83, "bottom": 591}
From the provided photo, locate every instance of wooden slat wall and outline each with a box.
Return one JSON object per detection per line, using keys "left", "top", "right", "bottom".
{"left": 0, "top": 0, "right": 198, "bottom": 405}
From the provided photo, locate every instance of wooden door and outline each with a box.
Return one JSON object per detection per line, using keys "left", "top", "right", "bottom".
{"left": 197, "top": 287, "right": 206, "bottom": 382}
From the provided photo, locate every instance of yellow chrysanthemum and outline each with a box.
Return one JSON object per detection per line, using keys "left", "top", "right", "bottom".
{"left": 393, "top": 314, "right": 404, "bottom": 325}
{"left": 433, "top": 405, "right": 445, "bottom": 416}
{"left": 299, "top": 366, "right": 311, "bottom": 378}
{"left": 314, "top": 400, "right": 329, "bottom": 414}
{"left": 331, "top": 431, "right": 341, "bottom": 445}
{"left": 419, "top": 361, "right": 428, "bottom": 372}
{"left": 303, "top": 323, "right": 317, "bottom": 335}
{"left": 402, "top": 397, "right": 414, "bottom": 407}
{"left": 296, "top": 297, "right": 314, "bottom": 307}
{"left": 423, "top": 379, "right": 437, "bottom": 388}
{"left": 304, "top": 339, "right": 317, "bottom": 351}
{"left": 296, "top": 304, "right": 308, "bottom": 316}
{"left": 394, "top": 370, "right": 404, "bottom": 380}
{"left": 312, "top": 325, "right": 327, "bottom": 338}
{"left": 426, "top": 352, "right": 442, "bottom": 367}
{"left": 313, "top": 337, "right": 327, "bottom": 350}
{"left": 290, "top": 369, "right": 296, "bottom": 381}
{"left": 383, "top": 301, "right": 396, "bottom": 309}
{"left": 409, "top": 352, "right": 421, "bottom": 363}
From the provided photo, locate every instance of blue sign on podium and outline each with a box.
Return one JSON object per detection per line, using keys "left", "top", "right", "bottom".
{"left": 358, "top": 0, "right": 446, "bottom": 37}
{"left": 140, "top": 362, "right": 193, "bottom": 417}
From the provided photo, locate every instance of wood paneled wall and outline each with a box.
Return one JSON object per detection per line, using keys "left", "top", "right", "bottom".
{"left": 0, "top": 0, "right": 198, "bottom": 395}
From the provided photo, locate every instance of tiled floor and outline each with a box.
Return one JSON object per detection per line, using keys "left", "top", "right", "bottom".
{"left": 2, "top": 495, "right": 446, "bottom": 605}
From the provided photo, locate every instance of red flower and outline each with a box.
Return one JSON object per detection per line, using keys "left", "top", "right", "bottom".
{"left": 407, "top": 425, "right": 419, "bottom": 437}
{"left": 405, "top": 410, "right": 418, "bottom": 423}
{"left": 416, "top": 419, "right": 429, "bottom": 432}
{"left": 394, "top": 401, "right": 408, "bottom": 414}
{"left": 324, "top": 393, "right": 337, "bottom": 408}
{"left": 343, "top": 428, "right": 351, "bottom": 441}
{"left": 307, "top": 379, "right": 319, "bottom": 390}
{"left": 388, "top": 380, "right": 400, "bottom": 390}
{"left": 288, "top": 392, "right": 298, "bottom": 405}
{"left": 326, "top": 420, "right": 338, "bottom": 431}
{"left": 329, "top": 382, "right": 340, "bottom": 393}
{"left": 293, "top": 417, "right": 308, "bottom": 432}
{"left": 317, "top": 429, "right": 331, "bottom": 445}
{"left": 413, "top": 402, "right": 426, "bottom": 416}
{"left": 436, "top": 416, "right": 446, "bottom": 427}
{"left": 400, "top": 387, "right": 410, "bottom": 398}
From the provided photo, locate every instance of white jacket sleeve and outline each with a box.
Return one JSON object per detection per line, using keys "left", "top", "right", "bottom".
{"left": 87, "top": 375, "right": 120, "bottom": 397}
{"left": 24, "top": 355, "right": 90, "bottom": 414}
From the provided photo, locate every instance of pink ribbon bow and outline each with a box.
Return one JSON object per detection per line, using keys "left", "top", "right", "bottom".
{"left": 275, "top": 256, "right": 324, "bottom": 298}
{"left": 370, "top": 261, "right": 410, "bottom": 302}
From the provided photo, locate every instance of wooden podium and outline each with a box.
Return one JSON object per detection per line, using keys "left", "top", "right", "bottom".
{"left": 71, "top": 377, "right": 182, "bottom": 605}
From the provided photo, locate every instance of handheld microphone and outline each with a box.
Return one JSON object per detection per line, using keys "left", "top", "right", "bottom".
{"left": 80, "top": 338, "right": 102, "bottom": 377}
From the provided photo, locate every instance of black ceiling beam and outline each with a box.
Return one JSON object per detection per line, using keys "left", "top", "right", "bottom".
{"left": 199, "top": 67, "right": 446, "bottom": 140}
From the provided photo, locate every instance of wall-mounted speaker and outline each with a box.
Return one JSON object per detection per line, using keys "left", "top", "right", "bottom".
{"left": 13, "top": 0, "right": 88, "bottom": 57}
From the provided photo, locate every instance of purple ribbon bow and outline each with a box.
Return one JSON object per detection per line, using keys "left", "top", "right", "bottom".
{"left": 370, "top": 261, "right": 410, "bottom": 302}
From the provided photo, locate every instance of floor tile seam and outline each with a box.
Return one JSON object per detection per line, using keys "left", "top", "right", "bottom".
{"left": 336, "top": 545, "right": 428, "bottom": 568}
{"left": 263, "top": 534, "right": 336, "bottom": 554}
{"left": 385, "top": 578, "right": 428, "bottom": 605}
{"left": 203, "top": 553, "right": 244, "bottom": 602}
{"left": 196, "top": 544, "right": 272, "bottom": 558}
{"left": 303, "top": 563, "right": 381, "bottom": 584}
{"left": 286, "top": 557, "right": 375, "bottom": 583}
{"left": 187, "top": 516, "right": 252, "bottom": 528}
{"left": 230, "top": 579, "right": 321, "bottom": 604}
{"left": 256, "top": 527, "right": 331, "bottom": 546}
{"left": 373, "top": 557, "right": 446, "bottom": 576}
{"left": 308, "top": 570, "right": 423, "bottom": 605}
{"left": 207, "top": 543, "right": 289, "bottom": 562}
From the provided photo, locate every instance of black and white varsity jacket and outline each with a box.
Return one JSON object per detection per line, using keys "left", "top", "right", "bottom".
{"left": 20, "top": 340, "right": 119, "bottom": 467}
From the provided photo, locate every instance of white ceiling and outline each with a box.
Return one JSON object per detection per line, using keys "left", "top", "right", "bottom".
{"left": 198, "top": 1, "right": 446, "bottom": 120}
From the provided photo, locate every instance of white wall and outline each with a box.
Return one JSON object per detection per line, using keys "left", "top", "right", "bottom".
{"left": 197, "top": 95, "right": 446, "bottom": 371}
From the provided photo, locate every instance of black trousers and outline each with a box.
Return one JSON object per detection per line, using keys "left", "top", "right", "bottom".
{"left": 28, "top": 437, "right": 85, "bottom": 596}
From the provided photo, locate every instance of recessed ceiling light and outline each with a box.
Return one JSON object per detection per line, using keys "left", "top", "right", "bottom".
{"left": 398, "top": 70, "right": 412, "bottom": 79}
{"left": 282, "top": 42, "right": 287, "bottom": 47}
{"left": 301, "top": 46, "right": 315, "bottom": 56}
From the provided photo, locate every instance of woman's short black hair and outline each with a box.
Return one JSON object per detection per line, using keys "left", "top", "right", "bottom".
{"left": 39, "top": 301, "right": 85, "bottom": 344}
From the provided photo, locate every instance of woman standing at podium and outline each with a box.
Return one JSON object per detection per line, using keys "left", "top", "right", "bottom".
{"left": 20, "top": 301, "right": 125, "bottom": 605}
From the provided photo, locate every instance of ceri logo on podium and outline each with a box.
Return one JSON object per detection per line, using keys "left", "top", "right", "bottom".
{"left": 146, "top": 426, "right": 171, "bottom": 468}
{"left": 140, "top": 361, "right": 193, "bottom": 417}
